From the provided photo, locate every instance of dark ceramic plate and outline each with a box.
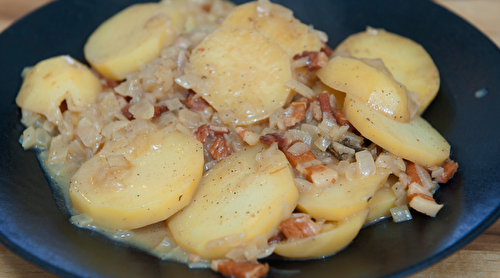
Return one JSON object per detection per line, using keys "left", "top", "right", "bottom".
{"left": 1, "top": 0, "right": 499, "bottom": 277}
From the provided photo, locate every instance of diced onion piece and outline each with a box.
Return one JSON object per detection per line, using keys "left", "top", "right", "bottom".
{"left": 407, "top": 182, "right": 432, "bottom": 198}
{"left": 313, "top": 136, "right": 331, "bottom": 152}
{"left": 256, "top": 0, "right": 272, "bottom": 16}
{"left": 47, "top": 135, "right": 68, "bottom": 164}
{"left": 174, "top": 74, "right": 199, "bottom": 89}
{"left": 390, "top": 205, "right": 413, "bottom": 223}
{"left": 375, "top": 153, "right": 406, "bottom": 176}
{"left": 355, "top": 150, "right": 376, "bottom": 178}
{"left": 414, "top": 162, "right": 434, "bottom": 191}
{"left": 165, "top": 98, "right": 184, "bottom": 111}
{"left": 292, "top": 57, "right": 309, "bottom": 68}
{"left": 284, "top": 79, "right": 314, "bottom": 98}
{"left": 178, "top": 108, "right": 202, "bottom": 129}
{"left": 21, "top": 126, "right": 36, "bottom": 149}
{"left": 287, "top": 129, "right": 312, "bottom": 146}
{"left": 129, "top": 99, "right": 154, "bottom": 119}
{"left": 409, "top": 195, "right": 443, "bottom": 217}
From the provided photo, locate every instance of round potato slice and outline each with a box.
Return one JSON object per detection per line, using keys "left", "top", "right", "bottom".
{"left": 84, "top": 3, "right": 184, "bottom": 80}
{"left": 222, "top": 1, "right": 322, "bottom": 57}
{"left": 168, "top": 144, "right": 299, "bottom": 259}
{"left": 317, "top": 56, "right": 411, "bottom": 122}
{"left": 344, "top": 96, "right": 450, "bottom": 167}
{"left": 16, "top": 55, "right": 101, "bottom": 124}
{"left": 273, "top": 210, "right": 368, "bottom": 259}
{"left": 334, "top": 28, "right": 440, "bottom": 114}
{"left": 185, "top": 26, "right": 292, "bottom": 125}
{"left": 69, "top": 130, "right": 204, "bottom": 230}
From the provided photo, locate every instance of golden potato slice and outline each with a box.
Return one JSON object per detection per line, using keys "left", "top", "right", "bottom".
{"left": 84, "top": 3, "right": 184, "bottom": 80}
{"left": 222, "top": 1, "right": 322, "bottom": 57}
{"left": 317, "top": 56, "right": 411, "bottom": 122}
{"left": 16, "top": 56, "right": 101, "bottom": 124}
{"left": 334, "top": 28, "right": 440, "bottom": 114}
{"left": 185, "top": 26, "right": 292, "bottom": 125}
{"left": 273, "top": 210, "right": 368, "bottom": 259}
{"left": 168, "top": 144, "right": 299, "bottom": 259}
{"left": 69, "top": 130, "right": 204, "bottom": 230}
{"left": 344, "top": 96, "right": 450, "bottom": 167}
{"left": 297, "top": 170, "right": 390, "bottom": 221}
{"left": 366, "top": 187, "right": 396, "bottom": 224}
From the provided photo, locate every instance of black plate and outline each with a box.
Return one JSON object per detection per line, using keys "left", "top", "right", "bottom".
{"left": 1, "top": 0, "right": 499, "bottom": 277}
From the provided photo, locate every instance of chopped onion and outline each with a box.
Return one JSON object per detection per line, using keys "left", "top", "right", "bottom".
{"left": 129, "top": 99, "right": 154, "bottom": 120}
{"left": 292, "top": 57, "right": 308, "bottom": 68}
{"left": 390, "top": 205, "right": 413, "bottom": 223}
{"left": 284, "top": 79, "right": 314, "bottom": 98}
{"left": 356, "top": 150, "right": 376, "bottom": 178}
{"left": 21, "top": 126, "right": 36, "bottom": 149}
{"left": 165, "top": 98, "right": 184, "bottom": 111}
{"left": 287, "top": 141, "right": 310, "bottom": 155}
{"left": 314, "top": 136, "right": 331, "bottom": 152}
{"left": 287, "top": 129, "right": 312, "bottom": 146}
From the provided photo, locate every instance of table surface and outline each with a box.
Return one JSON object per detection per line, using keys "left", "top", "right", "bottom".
{"left": 1, "top": 0, "right": 499, "bottom": 277}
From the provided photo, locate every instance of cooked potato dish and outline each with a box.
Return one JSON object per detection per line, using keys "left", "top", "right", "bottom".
{"left": 16, "top": 1, "right": 458, "bottom": 277}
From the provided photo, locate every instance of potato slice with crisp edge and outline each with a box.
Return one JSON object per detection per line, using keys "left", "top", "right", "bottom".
{"left": 84, "top": 3, "right": 184, "bottom": 80}
{"left": 168, "top": 144, "right": 299, "bottom": 259}
{"left": 334, "top": 28, "right": 440, "bottom": 115}
{"left": 273, "top": 210, "right": 368, "bottom": 259}
{"left": 69, "top": 130, "right": 204, "bottom": 230}
{"left": 297, "top": 170, "right": 390, "bottom": 221}
{"left": 344, "top": 96, "right": 450, "bottom": 167}
{"left": 185, "top": 26, "right": 292, "bottom": 125}
{"left": 16, "top": 55, "right": 102, "bottom": 124}
{"left": 317, "top": 56, "right": 411, "bottom": 122}
{"left": 222, "top": 1, "right": 322, "bottom": 57}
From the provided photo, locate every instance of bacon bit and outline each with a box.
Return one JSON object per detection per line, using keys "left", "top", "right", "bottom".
{"left": 59, "top": 100, "right": 68, "bottom": 113}
{"left": 121, "top": 104, "right": 134, "bottom": 120}
{"left": 281, "top": 141, "right": 317, "bottom": 168}
{"left": 406, "top": 162, "right": 423, "bottom": 186}
{"left": 408, "top": 194, "right": 443, "bottom": 217}
{"left": 208, "top": 124, "right": 230, "bottom": 135}
{"left": 209, "top": 135, "right": 233, "bottom": 160}
{"left": 333, "top": 108, "right": 350, "bottom": 127}
{"left": 194, "top": 124, "right": 230, "bottom": 144}
{"left": 194, "top": 124, "right": 210, "bottom": 143}
{"left": 153, "top": 105, "right": 169, "bottom": 119}
{"left": 185, "top": 90, "right": 210, "bottom": 111}
{"left": 283, "top": 98, "right": 308, "bottom": 127}
{"left": 408, "top": 192, "right": 435, "bottom": 203}
{"left": 293, "top": 51, "right": 328, "bottom": 71}
{"left": 105, "top": 79, "right": 121, "bottom": 89}
{"left": 434, "top": 160, "right": 458, "bottom": 183}
{"left": 305, "top": 164, "right": 337, "bottom": 184}
{"left": 267, "top": 230, "right": 286, "bottom": 245}
{"left": 259, "top": 133, "right": 291, "bottom": 149}
{"left": 310, "top": 97, "right": 322, "bottom": 121}
{"left": 318, "top": 92, "right": 335, "bottom": 121}
{"left": 321, "top": 42, "right": 333, "bottom": 57}
{"left": 211, "top": 260, "right": 269, "bottom": 278}
{"left": 235, "top": 127, "right": 260, "bottom": 146}
{"left": 279, "top": 216, "right": 321, "bottom": 240}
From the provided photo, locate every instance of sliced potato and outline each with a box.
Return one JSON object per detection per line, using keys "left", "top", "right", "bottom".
{"left": 70, "top": 130, "right": 204, "bottom": 230}
{"left": 222, "top": 1, "right": 322, "bottom": 57}
{"left": 84, "top": 3, "right": 184, "bottom": 80}
{"left": 273, "top": 210, "right": 368, "bottom": 259}
{"left": 185, "top": 26, "right": 292, "bottom": 125}
{"left": 334, "top": 28, "right": 440, "bottom": 114}
{"left": 366, "top": 187, "right": 396, "bottom": 224}
{"left": 317, "top": 56, "right": 410, "bottom": 122}
{"left": 297, "top": 170, "right": 390, "bottom": 221}
{"left": 16, "top": 55, "right": 101, "bottom": 124}
{"left": 168, "top": 144, "right": 299, "bottom": 259}
{"left": 344, "top": 96, "right": 450, "bottom": 167}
